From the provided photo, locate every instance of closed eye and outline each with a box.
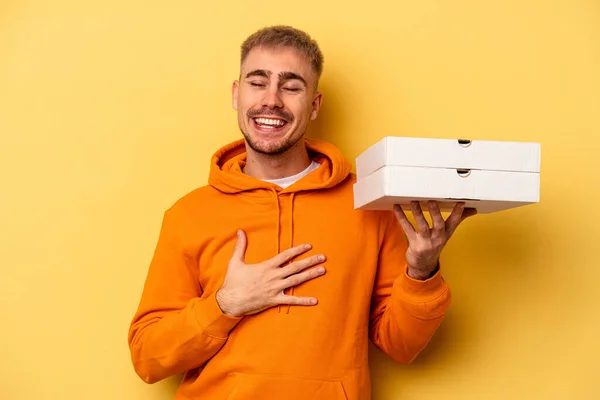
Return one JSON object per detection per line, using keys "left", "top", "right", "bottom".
{"left": 249, "top": 82, "right": 266, "bottom": 88}
{"left": 283, "top": 87, "right": 301, "bottom": 92}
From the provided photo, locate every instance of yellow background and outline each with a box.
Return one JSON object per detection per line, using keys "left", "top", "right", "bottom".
{"left": 1, "top": 0, "right": 599, "bottom": 399}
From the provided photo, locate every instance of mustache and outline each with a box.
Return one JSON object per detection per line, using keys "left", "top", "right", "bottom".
{"left": 247, "top": 108, "right": 294, "bottom": 122}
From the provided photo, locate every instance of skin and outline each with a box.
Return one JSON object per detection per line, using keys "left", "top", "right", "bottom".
{"left": 395, "top": 201, "right": 477, "bottom": 280}
{"left": 216, "top": 45, "right": 476, "bottom": 317}
{"left": 231, "top": 46, "right": 322, "bottom": 180}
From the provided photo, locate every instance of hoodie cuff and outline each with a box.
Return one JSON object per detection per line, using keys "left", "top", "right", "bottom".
{"left": 193, "top": 291, "right": 243, "bottom": 340}
{"left": 395, "top": 266, "right": 448, "bottom": 302}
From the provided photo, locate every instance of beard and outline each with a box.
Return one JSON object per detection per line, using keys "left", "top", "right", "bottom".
{"left": 240, "top": 127, "right": 301, "bottom": 155}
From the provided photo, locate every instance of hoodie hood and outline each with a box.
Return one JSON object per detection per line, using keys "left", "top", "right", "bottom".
{"left": 208, "top": 138, "right": 352, "bottom": 194}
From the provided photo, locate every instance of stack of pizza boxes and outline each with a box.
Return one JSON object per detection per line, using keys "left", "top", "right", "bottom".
{"left": 353, "top": 137, "right": 541, "bottom": 213}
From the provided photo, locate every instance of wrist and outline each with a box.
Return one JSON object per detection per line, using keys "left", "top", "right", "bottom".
{"left": 407, "top": 262, "right": 439, "bottom": 281}
{"left": 216, "top": 289, "right": 241, "bottom": 317}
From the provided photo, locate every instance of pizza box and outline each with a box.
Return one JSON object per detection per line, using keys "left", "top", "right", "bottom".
{"left": 353, "top": 137, "right": 540, "bottom": 213}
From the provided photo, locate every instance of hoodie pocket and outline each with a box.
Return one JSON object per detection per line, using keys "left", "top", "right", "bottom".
{"left": 226, "top": 373, "right": 348, "bottom": 400}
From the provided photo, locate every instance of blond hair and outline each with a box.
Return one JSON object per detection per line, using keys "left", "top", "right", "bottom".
{"left": 240, "top": 25, "right": 324, "bottom": 80}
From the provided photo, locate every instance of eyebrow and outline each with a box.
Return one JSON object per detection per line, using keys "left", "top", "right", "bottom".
{"left": 245, "top": 69, "right": 270, "bottom": 79}
{"left": 245, "top": 69, "right": 307, "bottom": 87}
{"left": 278, "top": 72, "right": 307, "bottom": 87}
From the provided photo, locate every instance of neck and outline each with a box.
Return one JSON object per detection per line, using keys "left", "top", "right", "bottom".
{"left": 243, "top": 139, "right": 311, "bottom": 180}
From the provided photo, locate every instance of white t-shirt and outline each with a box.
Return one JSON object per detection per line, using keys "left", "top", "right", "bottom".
{"left": 262, "top": 160, "right": 321, "bottom": 189}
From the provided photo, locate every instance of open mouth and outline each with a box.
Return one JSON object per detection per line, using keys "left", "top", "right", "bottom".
{"left": 252, "top": 117, "right": 288, "bottom": 130}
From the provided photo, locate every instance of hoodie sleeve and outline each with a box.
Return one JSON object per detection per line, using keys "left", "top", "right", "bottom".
{"left": 128, "top": 209, "right": 242, "bottom": 384}
{"left": 368, "top": 211, "right": 451, "bottom": 364}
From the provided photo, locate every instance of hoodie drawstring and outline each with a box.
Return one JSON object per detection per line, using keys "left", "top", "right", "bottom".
{"left": 272, "top": 188, "right": 296, "bottom": 315}
{"left": 272, "top": 188, "right": 281, "bottom": 254}
{"left": 284, "top": 192, "right": 295, "bottom": 315}
{"left": 272, "top": 188, "right": 282, "bottom": 313}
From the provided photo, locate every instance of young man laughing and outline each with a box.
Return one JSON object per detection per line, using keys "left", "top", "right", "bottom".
{"left": 128, "top": 25, "right": 476, "bottom": 400}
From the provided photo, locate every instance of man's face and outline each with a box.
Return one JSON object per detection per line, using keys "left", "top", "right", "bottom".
{"left": 232, "top": 46, "right": 322, "bottom": 155}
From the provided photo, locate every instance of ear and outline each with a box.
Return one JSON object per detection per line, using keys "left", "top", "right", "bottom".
{"left": 310, "top": 91, "right": 323, "bottom": 120}
{"left": 232, "top": 80, "right": 239, "bottom": 110}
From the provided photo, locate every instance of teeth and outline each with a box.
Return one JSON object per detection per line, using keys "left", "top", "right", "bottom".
{"left": 255, "top": 117, "right": 285, "bottom": 127}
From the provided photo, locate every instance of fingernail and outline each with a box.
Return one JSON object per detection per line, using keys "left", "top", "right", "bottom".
{"left": 305, "top": 244, "right": 312, "bottom": 250}
{"left": 318, "top": 255, "right": 325, "bottom": 262}
{"left": 317, "top": 266, "right": 325, "bottom": 273}
{"left": 310, "top": 298, "right": 318, "bottom": 305}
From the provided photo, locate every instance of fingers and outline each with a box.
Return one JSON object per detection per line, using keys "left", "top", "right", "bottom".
{"left": 445, "top": 202, "right": 466, "bottom": 236}
{"left": 275, "top": 294, "right": 318, "bottom": 307}
{"left": 279, "top": 254, "right": 326, "bottom": 278}
{"left": 447, "top": 207, "right": 477, "bottom": 236}
{"left": 393, "top": 205, "right": 416, "bottom": 241}
{"left": 461, "top": 208, "right": 478, "bottom": 221}
{"left": 231, "top": 230, "right": 247, "bottom": 262}
{"left": 278, "top": 265, "right": 326, "bottom": 291}
{"left": 410, "top": 201, "right": 431, "bottom": 236}
{"left": 427, "top": 201, "right": 445, "bottom": 232}
{"left": 269, "top": 243, "right": 313, "bottom": 267}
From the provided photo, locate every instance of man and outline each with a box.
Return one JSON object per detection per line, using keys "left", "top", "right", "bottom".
{"left": 128, "top": 25, "right": 476, "bottom": 400}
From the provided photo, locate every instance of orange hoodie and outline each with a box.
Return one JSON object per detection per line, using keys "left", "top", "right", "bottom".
{"left": 128, "top": 138, "right": 451, "bottom": 400}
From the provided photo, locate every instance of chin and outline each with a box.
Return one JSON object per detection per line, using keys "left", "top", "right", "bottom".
{"left": 244, "top": 132, "right": 299, "bottom": 156}
{"left": 248, "top": 139, "right": 292, "bottom": 155}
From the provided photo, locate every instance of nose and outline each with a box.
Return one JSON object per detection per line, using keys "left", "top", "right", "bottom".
{"left": 261, "top": 86, "right": 283, "bottom": 109}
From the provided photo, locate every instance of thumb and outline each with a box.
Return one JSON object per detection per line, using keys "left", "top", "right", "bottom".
{"left": 232, "top": 230, "right": 247, "bottom": 262}
{"left": 461, "top": 208, "right": 478, "bottom": 222}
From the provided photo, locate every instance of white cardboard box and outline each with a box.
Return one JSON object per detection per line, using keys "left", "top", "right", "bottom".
{"left": 353, "top": 137, "right": 541, "bottom": 213}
